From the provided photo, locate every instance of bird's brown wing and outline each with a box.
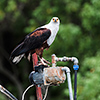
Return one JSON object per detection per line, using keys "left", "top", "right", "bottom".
{"left": 10, "top": 28, "right": 51, "bottom": 58}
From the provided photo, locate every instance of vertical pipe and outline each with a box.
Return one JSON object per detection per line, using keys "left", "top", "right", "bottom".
{"left": 32, "top": 53, "right": 43, "bottom": 100}
{"left": 67, "top": 73, "right": 73, "bottom": 100}
{"left": 36, "top": 85, "right": 43, "bottom": 100}
{"left": 74, "top": 70, "right": 77, "bottom": 100}
{"left": 73, "top": 65, "right": 79, "bottom": 100}
{"left": 32, "top": 53, "right": 38, "bottom": 67}
{"left": 52, "top": 54, "right": 56, "bottom": 67}
{"left": 62, "top": 67, "right": 73, "bottom": 100}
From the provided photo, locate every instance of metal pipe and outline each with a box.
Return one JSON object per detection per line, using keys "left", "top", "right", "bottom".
{"left": 32, "top": 53, "right": 43, "bottom": 100}
{"left": 0, "top": 85, "right": 18, "bottom": 100}
{"left": 52, "top": 54, "right": 56, "bottom": 67}
{"left": 52, "top": 54, "right": 79, "bottom": 100}
{"left": 57, "top": 56, "right": 78, "bottom": 64}
{"left": 74, "top": 70, "right": 77, "bottom": 100}
{"left": 73, "top": 65, "right": 79, "bottom": 100}
{"left": 71, "top": 57, "right": 78, "bottom": 64}
{"left": 62, "top": 67, "right": 73, "bottom": 100}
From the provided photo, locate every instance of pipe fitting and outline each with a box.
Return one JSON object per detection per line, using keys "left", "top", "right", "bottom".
{"left": 62, "top": 67, "right": 70, "bottom": 73}
{"left": 71, "top": 57, "right": 78, "bottom": 64}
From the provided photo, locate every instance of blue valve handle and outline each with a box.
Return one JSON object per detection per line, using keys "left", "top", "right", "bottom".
{"left": 73, "top": 65, "right": 79, "bottom": 70}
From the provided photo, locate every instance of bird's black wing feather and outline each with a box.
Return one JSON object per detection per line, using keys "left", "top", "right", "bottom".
{"left": 10, "top": 28, "right": 51, "bottom": 58}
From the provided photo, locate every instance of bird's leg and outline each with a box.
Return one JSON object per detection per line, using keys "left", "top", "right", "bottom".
{"left": 36, "top": 47, "right": 51, "bottom": 66}
{"left": 42, "top": 57, "right": 51, "bottom": 65}
{"left": 40, "top": 58, "right": 47, "bottom": 65}
{"left": 39, "top": 57, "right": 48, "bottom": 66}
{"left": 38, "top": 57, "right": 50, "bottom": 67}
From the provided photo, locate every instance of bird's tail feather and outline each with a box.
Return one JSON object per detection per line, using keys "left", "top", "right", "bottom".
{"left": 11, "top": 54, "right": 24, "bottom": 64}
{"left": 10, "top": 42, "right": 28, "bottom": 64}
{"left": 11, "top": 42, "right": 26, "bottom": 56}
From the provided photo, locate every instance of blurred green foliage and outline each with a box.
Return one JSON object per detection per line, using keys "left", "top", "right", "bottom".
{"left": 0, "top": 93, "right": 7, "bottom": 100}
{"left": 0, "top": 0, "right": 100, "bottom": 100}
{"left": 77, "top": 52, "right": 100, "bottom": 100}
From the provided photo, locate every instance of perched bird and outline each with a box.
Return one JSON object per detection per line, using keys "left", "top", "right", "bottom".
{"left": 10, "top": 17, "right": 60, "bottom": 64}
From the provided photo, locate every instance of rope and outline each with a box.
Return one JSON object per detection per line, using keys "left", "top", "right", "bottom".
{"left": 43, "top": 85, "right": 49, "bottom": 100}
{"left": 22, "top": 84, "right": 34, "bottom": 100}
{"left": 21, "top": 84, "right": 49, "bottom": 100}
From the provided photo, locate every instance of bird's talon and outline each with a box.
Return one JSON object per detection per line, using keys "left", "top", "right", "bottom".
{"left": 41, "top": 57, "right": 51, "bottom": 65}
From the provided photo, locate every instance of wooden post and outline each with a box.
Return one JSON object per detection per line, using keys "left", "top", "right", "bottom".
{"left": 32, "top": 53, "right": 43, "bottom": 100}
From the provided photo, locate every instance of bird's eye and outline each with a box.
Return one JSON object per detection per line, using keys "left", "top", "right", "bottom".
{"left": 57, "top": 19, "right": 58, "bottom": 20}
{"left": 53, "top": 18, "right": 55, "bottom": 21}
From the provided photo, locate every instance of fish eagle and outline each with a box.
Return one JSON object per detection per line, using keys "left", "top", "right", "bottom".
{"left": 10, "top": 17, "right": 60, "bottom": 64}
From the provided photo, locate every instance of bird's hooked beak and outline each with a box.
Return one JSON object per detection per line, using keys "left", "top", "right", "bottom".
{"left": 55, "top": 19, "right": 57, "bottom": 22}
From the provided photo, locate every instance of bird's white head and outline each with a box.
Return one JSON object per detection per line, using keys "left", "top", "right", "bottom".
{"left": 50, "top": 17, "right": 60, "bottom": 25}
